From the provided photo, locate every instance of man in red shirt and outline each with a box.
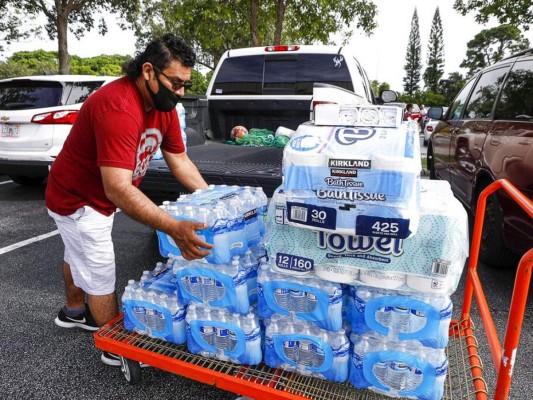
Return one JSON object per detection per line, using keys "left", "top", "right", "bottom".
{"left": 45, "top": 34, "right": 212, "bottom": 366}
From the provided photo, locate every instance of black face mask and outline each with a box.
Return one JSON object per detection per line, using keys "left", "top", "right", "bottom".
{"left": 145, "top": 74, "right": 180, "bottom": 112}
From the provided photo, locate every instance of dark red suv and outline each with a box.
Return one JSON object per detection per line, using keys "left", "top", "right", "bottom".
{"left": 427, "top": 49, "right": 533, "bottom": 267}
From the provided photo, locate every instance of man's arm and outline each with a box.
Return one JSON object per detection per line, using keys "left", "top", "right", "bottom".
{"left": 162, "top": 150, "right": 208, "bottom": 192}
{"left": 100, "top": 166, "right": 212, "bottom": 260}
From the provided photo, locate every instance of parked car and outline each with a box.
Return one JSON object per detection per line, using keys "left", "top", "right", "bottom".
{"left": 388, "top": 102, "right": 421, "bottom": 121}
{"left": 0, "top": 75, "right": 117, "bottom": 185}
{"left": 423, "top": 106, "right": 448, "bottom": 145}
{"left": 427, "top": 49, "right": 533, "bottom": 267}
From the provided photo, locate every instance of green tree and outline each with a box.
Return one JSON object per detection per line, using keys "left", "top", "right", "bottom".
{"left": 8, "top": 50, "right": 58, "bottom": 74}
{"left": 370, "top": 80, "right": 390, "bottom": 97}
{"left": 403, "top": 8, "right": 422, "bottom": 96}
{"left": 453, "top": 0, "right": 533, "bottom": 31}
{"left": 439, "top": 71, "right": 466, "bottom": 104}
{"left": 423, "top": 7, "right": 445, "bottom": 92}
{"left": 460, "top": 25, "right": 530, "bottom": 77}
{"left": 133, "top": 0, "right": 378, "bottom": 71}
{"left": 10, "top": 0, "right": 140, "bottom": 74}
{"left": 0, "top": 3, "right": 40, "bottom": 56}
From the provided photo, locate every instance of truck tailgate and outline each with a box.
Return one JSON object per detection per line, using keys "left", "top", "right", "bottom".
{"left": 140, "top": 142, "right": 283, "bottom": 197}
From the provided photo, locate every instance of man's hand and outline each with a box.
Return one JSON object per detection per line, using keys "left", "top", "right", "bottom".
{"left": 169, "top": 219, "right": 213, "bottom": 260}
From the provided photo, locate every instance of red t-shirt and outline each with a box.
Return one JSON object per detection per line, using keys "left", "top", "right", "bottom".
{"left": 45, "top": 77, "right": 184, "bottom": 216}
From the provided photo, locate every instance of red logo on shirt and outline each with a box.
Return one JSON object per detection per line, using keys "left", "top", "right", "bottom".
{"left": 133, "top": 128, "right": 163, "bottom": 181}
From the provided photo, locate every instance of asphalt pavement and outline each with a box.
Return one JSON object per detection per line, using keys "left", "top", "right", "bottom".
{"left": 0, "top": 172, "right": 532, "bottom": 399}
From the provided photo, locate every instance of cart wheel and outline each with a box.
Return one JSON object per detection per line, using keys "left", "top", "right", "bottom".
{"left": 120, "top": 356, "right": 141, "bottom": 385}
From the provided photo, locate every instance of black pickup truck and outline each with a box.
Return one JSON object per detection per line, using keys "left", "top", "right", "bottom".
{"left": 139, "top": 45, "right": 387, "bottom": 198}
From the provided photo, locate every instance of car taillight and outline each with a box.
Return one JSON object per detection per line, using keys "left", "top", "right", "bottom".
{"left": 264, "top": 45, "right": 300, "bottom": 52}
{"left": 427, "top": 125, "right": 434, "bottom": 132}
{"left": 32, "top": 110, "right": 79, "bottom": 125}
{"left": 312, "top": 100, "right": 336, "bottom": 111}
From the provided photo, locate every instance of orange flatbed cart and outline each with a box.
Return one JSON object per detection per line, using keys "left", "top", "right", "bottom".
{"left": 94, "top": 179, "right": 533, "bottom": 400}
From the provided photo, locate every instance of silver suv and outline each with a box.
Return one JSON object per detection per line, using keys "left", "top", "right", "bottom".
{"left": 0, "top": 75, "right": 116, "bottom": 185}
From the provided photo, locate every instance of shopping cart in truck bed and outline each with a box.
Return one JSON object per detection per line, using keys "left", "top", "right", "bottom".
{"left": 94, "top": 179, "right": 533, "bottom": 400}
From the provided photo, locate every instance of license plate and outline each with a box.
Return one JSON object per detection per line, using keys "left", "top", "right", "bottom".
{"left": 1, "top": 124, "right": 20, "bottom": 137}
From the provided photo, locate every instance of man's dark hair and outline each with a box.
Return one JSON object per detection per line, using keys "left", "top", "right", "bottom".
{"left": 123, "top": 33, "right": 196, "bottom": 79}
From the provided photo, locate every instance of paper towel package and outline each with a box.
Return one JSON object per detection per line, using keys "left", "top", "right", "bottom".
{"left": 282, "top": 119, "right": 421, "bottom": 239}
{"left": 265, "top": 181, "right": 469, "bottom": 295}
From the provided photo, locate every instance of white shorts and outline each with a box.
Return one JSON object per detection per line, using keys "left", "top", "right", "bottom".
{"left": 48, "top": 206, "right": 115, "bottom": 295}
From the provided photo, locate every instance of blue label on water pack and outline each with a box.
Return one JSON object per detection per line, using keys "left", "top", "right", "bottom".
{"left": 275, "top": 253, "right": 314, "bottom": 273}
{"left": 287, "top": 202, "right": 337, "bottom": 230}
{"left": 356, "top": 216, "right": 410, "bottom": 238}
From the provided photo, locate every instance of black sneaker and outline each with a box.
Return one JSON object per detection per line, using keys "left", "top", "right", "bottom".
{"left": 54, "top": 305, "right": 100, "bottom": 332}
{"left": 101, "top": 351, "right": 121, "bottom": 367}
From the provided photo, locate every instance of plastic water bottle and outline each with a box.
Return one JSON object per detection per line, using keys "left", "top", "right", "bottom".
{"left": 242, "top": 312, "right": 262, "bottom": 364}
{"left": 330, "top": 329, "right": 350, "bottom": 380}
{"left": 201, "top": 277, "right": 217, "bottom": 302}
{"left": 297, "top": 323, "right": 315, "bottom": 367}
{"left": 387, "top": 344, "right": 408, "bottom": 390}
{"left": 198, "top": 306, "right": 215, "bottom": 346}
{"left": 274, "top": 287, "right": 290, "bottom": 311}
{"left": 144, "top": 291, "right": 158, "bottom": 331}
{"left": 214, "top": 309, "right": 229, "bottom": 352}
{"left": 132, "top": 287, "right": 147, "bottom": 327}
{"left": 283, "top": 322, "right": 300, "bottom": 364}
{"left": 290, "top": 289, "right": 306, "bottom": 313}
{"left": 229, "top": 313, "right": 240, "bottom": 352}
{"left": 155, "top": 293, "right": 168, "bottom": 332}
{"left": 188, "top": 276, "right": 203, "bottom": 300}
{"left": 390, "top": 307, "right": 412, "bottom": 335}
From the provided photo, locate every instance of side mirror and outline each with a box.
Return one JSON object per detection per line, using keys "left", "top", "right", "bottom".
{"left": 380, "top": 90, "right": 397, "bottom": 103}
{"left": 428, "top": 106, "right": 443, "bottom": 120}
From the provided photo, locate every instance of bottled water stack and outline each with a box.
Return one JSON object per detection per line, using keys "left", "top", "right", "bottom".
{"left": 346, "top": 285, "right": 452, "bottom": 349}
{"left": 257, "top": 262, "right": 344, "bottom": 331}
{"left": 350, "top": 332, "right": 448, "bottom": 400}
{"left": 122, "top": 279, "right": 187, "bottom": 345}
{"left": 171, "top": 256, "right": 251, "bottom": 314}
{"left": 264, "top": 314, "right": 350, "bottom": 382}
{"left": 185, "top": 304, "right": 262, "bottom": 365}
{"left": 157, "top": 184, "right": 268, "bottom": 264}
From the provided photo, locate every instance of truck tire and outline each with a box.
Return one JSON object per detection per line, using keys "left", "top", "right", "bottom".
{"left": 476, "top": 184, "right": 518, "bottom": 268}
{"left": 8, "top": 175, "right": 46, "bottom": 186}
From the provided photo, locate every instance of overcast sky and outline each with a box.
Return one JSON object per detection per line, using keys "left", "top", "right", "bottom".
{"left": 5, "top": 0, "right": 533, "bottom": 91}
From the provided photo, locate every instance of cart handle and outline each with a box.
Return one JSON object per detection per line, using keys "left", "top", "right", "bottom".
{"left": 460, "top": 179, "right": 533, "bottom": 400}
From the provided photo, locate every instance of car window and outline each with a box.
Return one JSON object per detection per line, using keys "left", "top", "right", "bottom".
{"left": 0, "top": 81, "right": 63, "bottom": 110}
{"left": 448, "top": 78, "right": 476, "bottom": 120}
{"left": 211, "top": 53, "right": 355, "bottom": 96}
{"left": 495, "top": 59, "right": 533, "bottom": 120}
{"left": 64, "top": 81, "right": 105, "bottom": 105}
{"left": 463, "top": 67, "right": 509, "bottom": 119}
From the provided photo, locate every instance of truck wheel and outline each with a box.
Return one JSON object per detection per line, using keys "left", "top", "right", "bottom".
{"left": 8, "top": 175, "right": 46, "bottom": 186}
{"left": 476, "top": 185, "right": 518, "bottom": 268}
{"left": 120, "top": 356, "right": 141, "bottom": 385}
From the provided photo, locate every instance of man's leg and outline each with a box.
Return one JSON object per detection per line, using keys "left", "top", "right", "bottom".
{"left": 87, "top": 292, "right": 118, "bottom": 327}
{"left": 64, "top": 261, "right": 85, "bottom": 308}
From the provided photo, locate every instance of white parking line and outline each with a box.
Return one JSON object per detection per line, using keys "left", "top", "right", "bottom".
{"left": 0, "top": 180, "right": 14, "bottom": 185}
{"left": 0, "top": 230, "right": 60, "bottom": 255}
{"left": 0, "top": 209, "right": 122, "bottom": 256}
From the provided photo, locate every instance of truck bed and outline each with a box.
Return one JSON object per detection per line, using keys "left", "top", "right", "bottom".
{"left": 140, "top": 141, "right": 284, "bottom": 198}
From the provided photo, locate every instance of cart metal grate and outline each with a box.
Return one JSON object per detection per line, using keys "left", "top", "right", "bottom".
{"left": 95, "top": 315, "right": 488, "bottom": 400}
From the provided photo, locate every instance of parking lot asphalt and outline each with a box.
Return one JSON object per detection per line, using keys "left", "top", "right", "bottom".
{"left": 0, "top": 173, "right": 532, "bottom": 399}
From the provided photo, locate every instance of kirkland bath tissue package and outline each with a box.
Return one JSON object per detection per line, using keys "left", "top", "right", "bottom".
{"left": 282, "top": 113, "right": 421, "bottom": 239}
{"left": 265, "top": 180, "right": 468, "bottom": 295}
